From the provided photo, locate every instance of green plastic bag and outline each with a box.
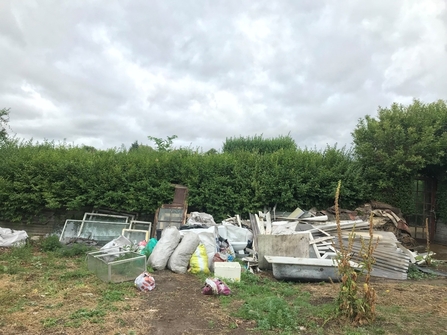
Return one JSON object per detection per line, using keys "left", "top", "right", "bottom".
{"left": 141, "top": 238, "right": 158, "bottom": 258}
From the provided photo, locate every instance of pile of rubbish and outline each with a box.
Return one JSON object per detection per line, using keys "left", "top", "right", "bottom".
{"left": 2, "top": 200, "right": 436, "bottom": 285}
{"left": 147, "top": 212, "right": 252, "bottom": 277}
{"left": 244, "top": 202, "right": 429, "bottom": 281}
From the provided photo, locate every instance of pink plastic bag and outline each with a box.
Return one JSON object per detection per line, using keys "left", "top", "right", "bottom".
{"left": 202, "top": 278, "right": 231, "bottom": 296}
{"left": 135, "top": 272, "right": 156, "bottom": 292}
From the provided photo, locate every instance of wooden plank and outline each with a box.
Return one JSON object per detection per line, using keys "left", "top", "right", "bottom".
{"left": 300, "top": 215, "right": 328, "bottom": 222}
{"left": 321, "top": 252, "right": 337, "bottom": 259}
{"left": 308, "top": 232, "right": 321, "bottom": 259}
{"left": 317, "top": 228, "right": 331, "bottom": 237}
{"left": 255, "top": 214, "right": 265, "bottom": 235}
{"left": 249, "top": 214, "right": 259, "bottom": 252}
{"left": 309, "top": 236, "right": 334, "bottom": 244}
{"left": 265, "top": 212, "right": 272, "bottom": 235}
{"left": 235, "top": 214, "right": 242, "bottom": 228}
{"left": 287, "top": 207, "right": 304, "bottom": 219}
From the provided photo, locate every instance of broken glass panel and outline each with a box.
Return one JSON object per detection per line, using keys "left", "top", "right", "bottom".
{"left": 157, "top": 207, "right": 184, "bottom": 230}
{"left": 78, "top": 220, "right": 130, "bottom": 244}
{"left": 59, "top": 220, "right": 83, "bottom": 242}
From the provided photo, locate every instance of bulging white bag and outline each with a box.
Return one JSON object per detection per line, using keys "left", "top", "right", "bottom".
{"left": 167, "top": 232, "right": 200, "bottom": 274}
{"left": 148, "top": 227, "right": 181, "bottom": 270}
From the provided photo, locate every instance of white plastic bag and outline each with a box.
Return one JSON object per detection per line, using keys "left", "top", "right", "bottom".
{"left": 197, "top": 232, "right": 218, "bottom": 271}
{"left": 100, "top": 235, "right": 132, "bottom": 254}
{"left": 134, "top": 272, "right": 156, "bottom": 292}
{"left": 167, "top": 232, "right": 200, "bottom": 274}
{"left": 148, "top": 226, "right": 181, "bottom": 270}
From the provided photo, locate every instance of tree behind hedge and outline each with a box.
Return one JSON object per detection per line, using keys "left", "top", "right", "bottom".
{"left": 222, "top": 134, "right": 297, "bottom": 154}
{"left": 0, "top": 108, "right": 10, "bottom": 142}
{"left": 352, "top": 99, "right": 447, "bottom": 215}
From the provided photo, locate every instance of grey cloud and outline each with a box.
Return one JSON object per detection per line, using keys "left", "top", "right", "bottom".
{"left": 1, "top": 0, "right": 446, "bottom": 151}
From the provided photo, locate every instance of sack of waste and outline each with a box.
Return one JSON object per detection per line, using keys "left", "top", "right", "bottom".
{"left": 148, "top": 227, "right": 181, "bottom": 270}
{"left": 135, "top": 272, "right": 156, "bottom": 292}
{"left": 201, "top": 277, "right": 231, "bottom": 296}
{"left": 189, "top": 244, "right": 210, "bottom": 274}
{"left": 167, "top": 232, "right": 200, "bottom": 274}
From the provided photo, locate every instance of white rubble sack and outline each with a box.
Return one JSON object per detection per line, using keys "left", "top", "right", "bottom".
{"left": 0, "top": 227, "right": 28, "bottom": 247}
{"left": 148, "top": 226, "right": 181, "bottom": 270}
{"left": 167, "top": 232, "right": 200, "bottom": 273}
{"left": 187, "top": 212, "right": 216, "bottom": 226}
{"left": 179, "top": 226, "right": 218, "bottom": 271}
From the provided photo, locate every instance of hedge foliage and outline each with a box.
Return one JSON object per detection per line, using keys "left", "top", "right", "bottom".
{"left": 223, "top": 134, "right": 297, "bottom": 154}
{"left": 0, "top": 139, "right": 368, "bottom": 222}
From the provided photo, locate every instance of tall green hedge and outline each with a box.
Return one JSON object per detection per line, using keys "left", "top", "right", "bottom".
{"left": 0, "top": 139, "right": 368, "bottom": 222}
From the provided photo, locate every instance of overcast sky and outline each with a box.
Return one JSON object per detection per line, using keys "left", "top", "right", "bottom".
{"left": 1, "top": 1, "right": 446, "bottom": 151}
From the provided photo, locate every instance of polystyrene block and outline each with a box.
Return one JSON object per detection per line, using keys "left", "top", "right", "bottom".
{"left": 214, "top": 261, "right": 241, "bottom": 282}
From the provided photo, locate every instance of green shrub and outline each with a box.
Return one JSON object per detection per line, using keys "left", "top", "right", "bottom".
{"left": 56, "top": 243, "right": 94, "bottom": 257}
{"left": 40, "top": 235, "right": 62, "bottom": 252}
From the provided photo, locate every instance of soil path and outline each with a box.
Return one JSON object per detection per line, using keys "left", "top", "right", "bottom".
{"left": 143, "top": 270, "right": 256, "bottom": 335}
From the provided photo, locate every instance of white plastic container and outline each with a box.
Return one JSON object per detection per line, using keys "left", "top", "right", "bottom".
{"left": 214, "top": 262, "right": 241, "bottom": 282}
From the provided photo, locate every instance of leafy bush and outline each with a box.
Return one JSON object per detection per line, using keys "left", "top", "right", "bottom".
{"left": 40, "top": 235, "right": 62, "bottom": 252}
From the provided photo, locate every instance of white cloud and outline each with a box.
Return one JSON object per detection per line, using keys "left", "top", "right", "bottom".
{"left": 0, "top": 0, "right": 446, "bottom": 152}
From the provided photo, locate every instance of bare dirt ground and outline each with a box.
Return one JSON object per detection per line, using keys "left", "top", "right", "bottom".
{"left": 0, "top": 267, "right": 257, "bottom": 335}
{"left": 141, "top": 270, "right": 257, "bottom": 335}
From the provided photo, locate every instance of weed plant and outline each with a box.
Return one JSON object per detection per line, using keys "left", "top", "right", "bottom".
{"left": 40, "top": 235, "right": 63, "bottom": 252}
{"left": 334, "top": 181, "right": 378, "bottom": 325}
{"left": 407, "top": 264, "right": 438, "bottom": 280}
{"left": 55, "top": 243, "right": 95, "bottom": 257}
{"left": 0, "top": 243, "right": 33, "bottom": 274}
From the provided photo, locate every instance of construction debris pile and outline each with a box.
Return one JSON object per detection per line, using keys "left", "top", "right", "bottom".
{"left": 243, "top": 202, "right": 420, "bottom": 280}
{"left": 53, "top": 195, "right": 428, "bottom": 283}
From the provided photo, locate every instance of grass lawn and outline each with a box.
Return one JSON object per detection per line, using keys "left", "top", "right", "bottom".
{"left": 1, "top": 237, "right": 446, "bottom": 335}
